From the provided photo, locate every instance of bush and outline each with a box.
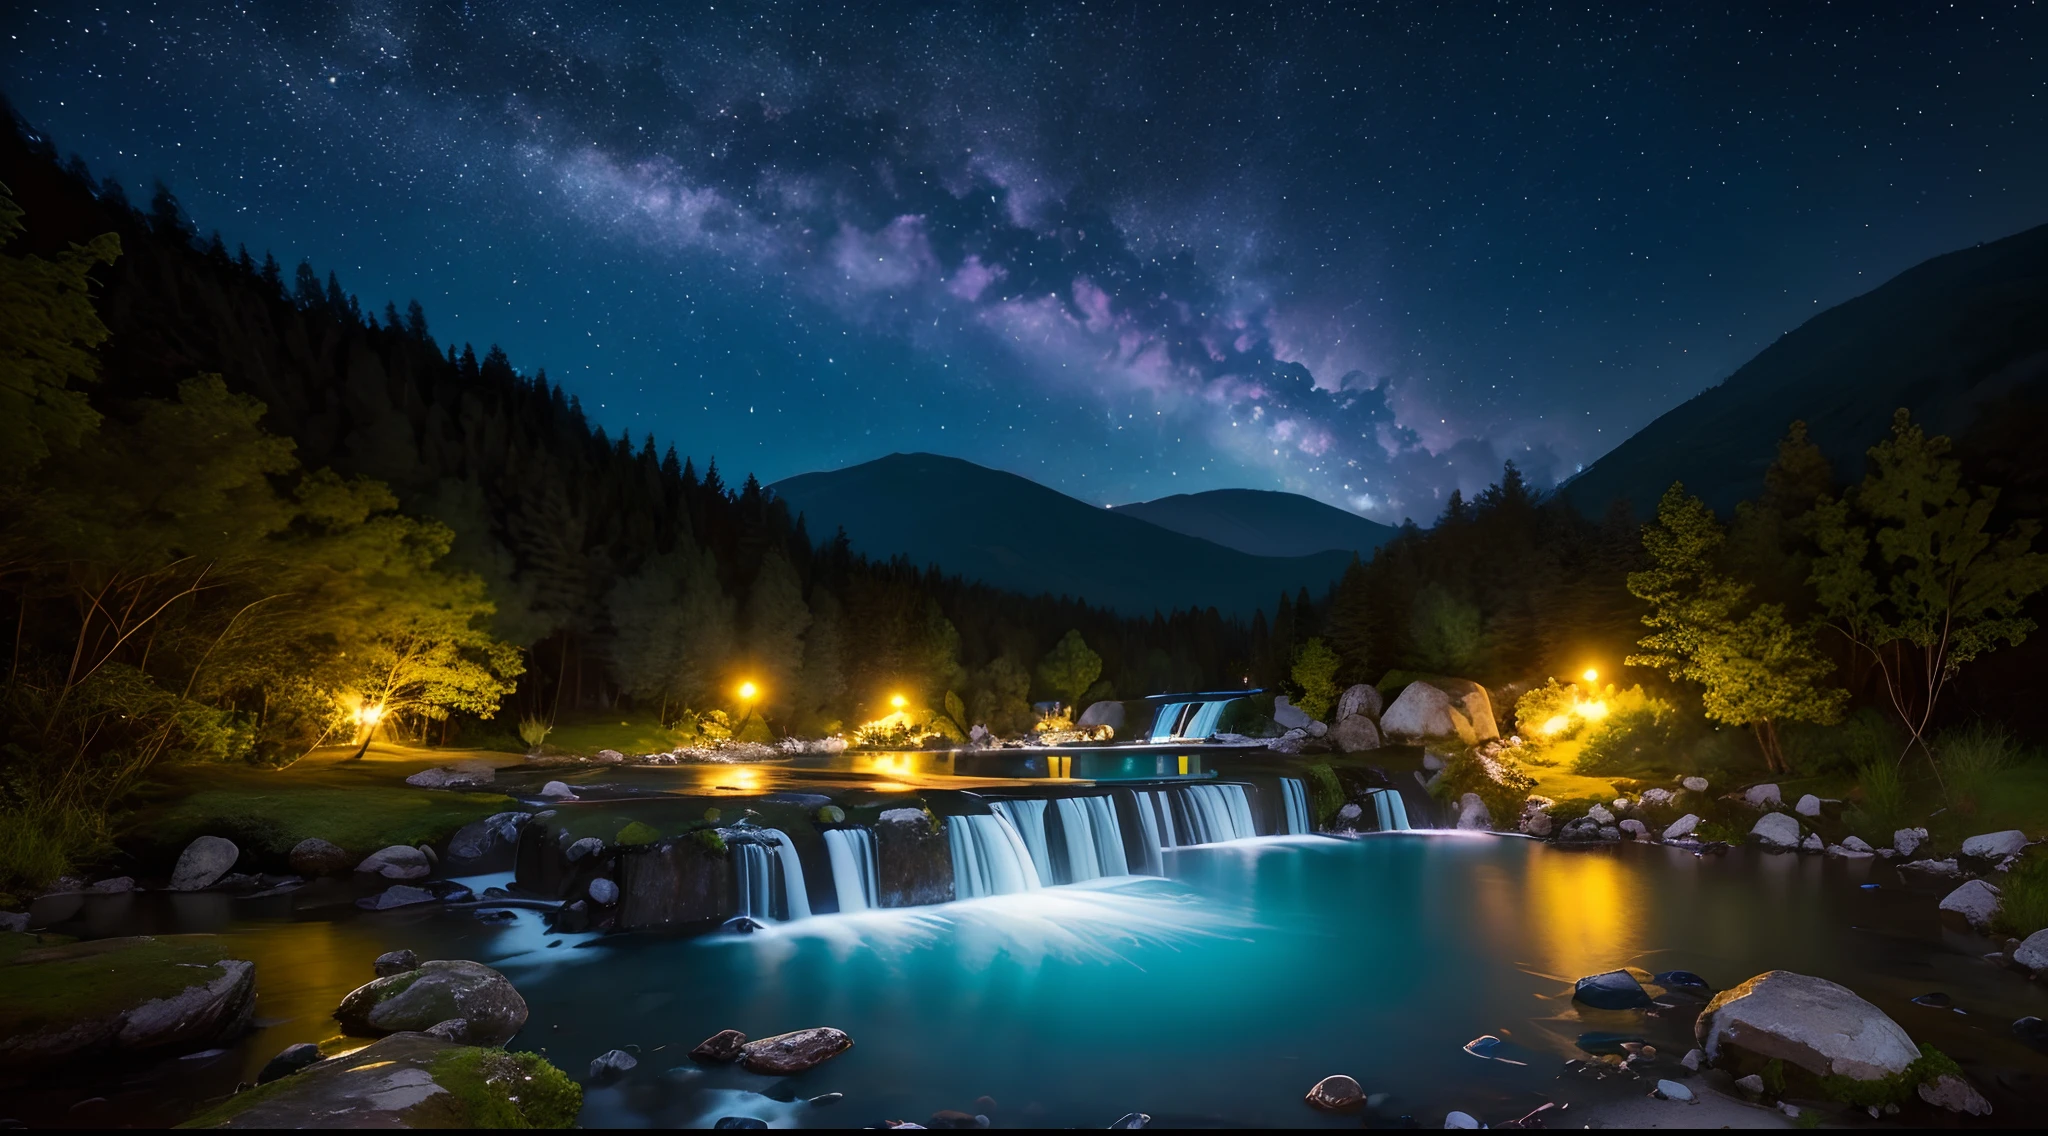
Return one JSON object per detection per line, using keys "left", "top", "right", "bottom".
{"left": 1571, "top": 688, "right": 1682, "bottom": 776}
{"left": 1848, "top": 758, "right": 1911, "bottom": 835}
{"left": 1936, "top": 721, "right": 2020, "bottom": 816}
{"left": 1435, "top": 744, "right": 1536, "bottom": 824}
{"left": 1779, "top": 708, "right": 1900, "bottom": 775}
{"left": 517, "top": 716, "right": 553, "bottom": 751}
{"left": 1991, "top": 854, "right": 2048, "bottom": 939}
{"left": 0, "top": 804, "right": 112, "bottom": 904}
{"left": 1514, "top": 679, "right": 1582, "bottom": 740}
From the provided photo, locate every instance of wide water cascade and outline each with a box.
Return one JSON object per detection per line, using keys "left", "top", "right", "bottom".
{"left": 988, "top": 799, "right": 1054, "bottom": 883}
{"left": 1053, "top": 795, "right": 1131, "bottom": 882}
{"left": 733, "top": 828, "right": 811, "bottom": 921}
{"left": 948, "top": 812, "right": 1043, "bottom": 898}
{"left": 1143, "top": 781, "right": 1261, "bottom": 846}
{"left": 821, "top": 827, "right": 878, "bottom": 913}
{"left": 1148, "top": 698, "right": 1231, "bottom": 741}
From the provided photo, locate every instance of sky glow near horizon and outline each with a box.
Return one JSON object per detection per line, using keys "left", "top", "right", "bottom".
{"left": 6, "top": 1, "right": 2046, "bottom": 520}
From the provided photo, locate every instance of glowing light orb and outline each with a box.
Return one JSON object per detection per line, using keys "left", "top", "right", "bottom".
{"left": 1582, "top": 668, "right": 1599, "bottom": 683}
{"left": 890, "top": 694, "right": 908, "bottom": 709}
{"left": 738, "top": 681, "right": 759, "bottom": 700}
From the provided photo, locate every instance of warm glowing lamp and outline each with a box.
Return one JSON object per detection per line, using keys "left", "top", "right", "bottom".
{"left": 738, "top": 681, "right": 759, "bottom": 701}
{"left": 890, "top": 694, "right": 907, "bottom": 710}
{"left": 1582, "top": 667, "right": 1599, "bottom": 684}
{"left": 357, "top": 704, "right": 385, "bottom": 726}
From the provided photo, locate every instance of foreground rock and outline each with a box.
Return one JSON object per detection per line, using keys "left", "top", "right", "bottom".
{"left": 1697, "top": 970, "right": 1917, "bottom": 1082}
{"left": 738, "top": 1027, "right": 853, "bottom": 1074}
{"left": 288, "top": 837, "right": 354, "bottom": 877}
{"left": 0, "top": 934, "right": 254, "bottom": 1068}
{"left": 171, "top": 836, "right": 241, "bottom": 891}
{"left": 1938, "top": 880, "right": 2002, "bottom": 933}
{"left": 334, "top": 959, "right": 528, "bottom": 1046}
{"left": 1750, "top": 812, "right": 1802, "bottom": 850}
{"left": 1303, "top": 1073, "right": 1365, "bottom": 1111}
{"left": 356, "top": 845, "right": 432, "bottom": 880}
{"left": 1330, "top": 714, "right": 1381, "bottom": 752}
{"left": 186, "top": 1031, "right": 580, "bottom": 1128}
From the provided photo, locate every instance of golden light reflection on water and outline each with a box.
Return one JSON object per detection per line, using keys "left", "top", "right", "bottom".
{"left": 1520, "top": 850, "right": 1641, "bottom": 983}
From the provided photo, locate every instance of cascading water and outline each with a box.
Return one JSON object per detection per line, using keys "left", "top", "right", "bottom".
{"left": 1149, "top": 702, "right": 1189, "bottom": 743}
{"left": 1371, "top": 788, "right": 1413, "bottom": 831}
{"left": 950, "top": 813, "right": 1043, "bottom": 898}
{"left": 1280, "top": 778, "right": 1310, "bottom": 835}
{"left": 732, "top": 829, "right": 812, "bottom": 921}
{"left": 1185, "top": 700, "right": 1227, "bottom": 739}
{"left": 1054, "top": 795, "right": 1130, "bottom": 882}
{"left": 821, "top": 827, "right": 878, "bottom": 913}
{"left": 1125, "top": 789, "right": 1165, "bottom": 875}
{"left": 1179, "top": 783, "right": 1260, "bottom": 844}
{"left": 990, "top": 799, "right": 1055, "bottom": 884}
{"left": 1149, "top": 699, "right": 1231, "bottom": 741}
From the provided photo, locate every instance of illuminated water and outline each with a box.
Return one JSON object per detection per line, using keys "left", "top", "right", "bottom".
{"left": 23, "top": 835, "right": 2048, "bottom": 1127}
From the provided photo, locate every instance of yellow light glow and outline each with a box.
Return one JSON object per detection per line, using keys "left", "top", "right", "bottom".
{"left": 1582, "top": 668, "right": 1599, "bottom": 683}
{"left": 1577, "top": 699, "right": 1609, "bottom": 722}
{"left": 357, "top": 704, "right": 385, "bottom": 726}
{"left": 890, "top": 694, "right": 907, "bottom": 710}
{"left": 1540, "top": 714, "right": 1573, "bottom": 736}
{"left": 738, "top": 681, "right": 758, "bottom": 700}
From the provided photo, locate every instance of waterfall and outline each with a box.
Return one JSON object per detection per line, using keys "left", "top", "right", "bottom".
{"left": 1280, "top": 777, "right": 1310, "bottom": 835}
{"left": 1179, "top": 783, "right": 1259, "bottom": 844}
{"left": 732, "top": 829, "right": 812, "bottom": 921}
{"left": 1185, "top": 699, "right": 1227, "bottom": 739}
{"left": 821, "top": 828, "right": 878, "bottom": 913}
{"left": 950, "top": 813, "right": 1043, "bottom": 898}
{"left": 990, "top": 799, "right": 1055, "bottom": 884}
{"left": 1054, "top": 796, "right": 1130, "bottom": 882}
{"left": 1125, "top": 789, "right": 1165, "bottom": 875}
{"left": 1145, "top": 789, "right": 1183, "bottom": 848}
{"left": 1371, "top": 788, "right": 1413, "bottom": 831}
{"left": 1149, "top": 702, "right": 1189, "bottom": 743}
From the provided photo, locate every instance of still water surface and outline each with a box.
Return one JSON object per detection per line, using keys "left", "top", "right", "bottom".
{"left": 29, "top": 833, "right": 2048, "bottom": 1127}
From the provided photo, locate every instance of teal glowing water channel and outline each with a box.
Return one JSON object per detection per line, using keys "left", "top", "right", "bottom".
{"left": 28, "top": 833, "right": 2048, "bottom": 1127}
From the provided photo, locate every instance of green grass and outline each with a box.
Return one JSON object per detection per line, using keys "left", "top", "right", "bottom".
{"left": 540, "top": 713, "right": 686, "bottom": 757}
{"left": 1991, "top": 854, "right": 2048, "bottom": 939}
{"left": 0, "top": 934, "right": 234, "bottom": 1037}
{"left": 0, "top": 804, "right": 111, "bottom": 906}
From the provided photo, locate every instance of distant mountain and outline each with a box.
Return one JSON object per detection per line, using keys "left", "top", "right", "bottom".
{"left": 1111, "top": 488, "right": 1398, "bottom": 558}
{"left": 770, "top": 454, "right": 1356, "bottom": 617}
{"left": 1560, "top": 223, "right": 2048, "bottom": 518}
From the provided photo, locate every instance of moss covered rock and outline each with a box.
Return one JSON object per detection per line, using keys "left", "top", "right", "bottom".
{"left": 182, "top": 1032, "right": 580, "bottom": 1128}
{"left": 0, "top": 934, "right": 255, "bottom": 1068}
{"left": 334, "top": 959, "right": 528, "bottom": 1047}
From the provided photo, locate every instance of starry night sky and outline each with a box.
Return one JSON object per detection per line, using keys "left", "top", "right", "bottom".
{"left": 7, "top": 2, "right": 2046, "bottom": 520}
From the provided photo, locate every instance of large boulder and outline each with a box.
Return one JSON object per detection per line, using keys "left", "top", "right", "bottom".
{"left": 1330, "top": 715, "right": 1381, "bottom": 752}
{"left": 1696, "top": 971, "right": 1918, "bottom": 1082}
{"left": 334, "top": 960, "right": 529, "bottom": 1047}
{"left": 616, "top": 836, "right": 735, "bottom": 931}
{"left": 0, "top": 935, "right": 255, "bottom": 1068}
{"left": 289, "top": 837, "right": 354, "bottom": 877}
{"left": 1750, "top": 813, "right": 1802, "bottom": 850}
{"left": 1271, "top": 696, "right": 1314, "bottom": 730}
{"left": 738, "top": 1026, "right": 853, "bottom": 1075}
{"left": 170, "top": 836, "right": 241, "bottom": 891}
{"left": 1938, "top": 880, "right": 2002, "bottom": 933}
{"left": 184, "top": 1032, "right": 581, "bottom": 1128}
{"left": 1077, "top": 701, "right": 1126, "bottom": 734}
{"left": 1379, "top": 678, "right": 1497, "bottom": 744}
{"left": 1960, "top": 830, "right": 2028, "bottom": 860}
{"left": 1335, "top": 684, "right": 1384, "bottom": 722}
{"left": 356, "top": 845, "right": 431, "bottom": 880}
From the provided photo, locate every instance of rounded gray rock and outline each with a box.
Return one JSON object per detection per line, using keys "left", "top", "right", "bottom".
{"left": 354, "top": 845, "right": 430, "bottom": 880}
{"left": 170, "top": 836, "right": 240, "bottom": 891}
{"left": 289, "top": 837, "right": 354, "bottom": 877}
{"left": 334, "top": 959, "right": 529, "bottom": 1046}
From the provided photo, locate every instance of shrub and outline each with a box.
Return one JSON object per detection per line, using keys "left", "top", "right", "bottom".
{"left": 1991, "top": 854, "right": 2048, "bottom": 939}
{"left": 0, "top": 804, "right": 111, "bottom": 904}
{"left": 1435, "top": 744, "right": 1536, "bottom": 825}
{"left": 1779, "top": 708, "right": 1900, "bottom": 775}
{"left": 614, "top": 821, "right": 661, "bottom": 846}
{"left": 1848, "top": 758, "right": 1911, "bottom": 835}
{"left": 1514, "top": 679, "right": 1582, "bottom": 740}
{"left": 1936, "top": 721, "right": 2020, "bottom": 816}
{"left": 517, "top": 716, "right": 553, "bottom": 751}
{"left": 1571, "top": 687, "right": 1681, "bottom": 776}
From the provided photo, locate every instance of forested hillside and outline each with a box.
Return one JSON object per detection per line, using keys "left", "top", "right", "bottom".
{"left": 0, "top": 115, "right": 1266, "bottom": 761}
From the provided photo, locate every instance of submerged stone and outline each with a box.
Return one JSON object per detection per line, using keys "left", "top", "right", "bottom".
{"left": 739, "top": 1026, "right": 853, "bottom": 1075}
{"left": 1654, "top": 970, "right": 1709, "bottom": 989}
{"left": 257, "top": 1041, "right": 324, "bottom": 1084}
{"left": 374, "top": 949, "right": 420, "bottom": 977}
{"left": 691, "top": 1028, "right": 748, "bottom": 1063}
{"left": 1655, "top": 1079, "right": 1695, "bottom": 1101}
{"left": 1304, "top": 1073, "right": 1365, "bottom": 1111}
{"left": 588, "top": 1048, "right": 637, "bottom": 1081}
{"left": 1574, "top": 970, "right": 1653, "bottom": 1010}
